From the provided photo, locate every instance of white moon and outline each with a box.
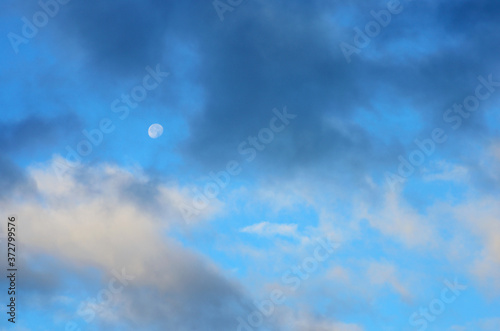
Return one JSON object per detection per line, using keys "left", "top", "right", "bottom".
{"left": 148, "top": 123, "right": 163, "bottom": 139}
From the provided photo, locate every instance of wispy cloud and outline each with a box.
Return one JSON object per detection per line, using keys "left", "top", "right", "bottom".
{"left": 240, "top": 221, "right": 299, "bottom": 238}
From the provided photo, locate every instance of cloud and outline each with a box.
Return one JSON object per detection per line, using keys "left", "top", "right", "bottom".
{"left": 0, "top": 156, "right": 36, "bottom": 201}
{"left": 275, "top": 310, "right": 365, "bottom": 331}
{"left": 448, "top": 198, "right": 500, "bottom": 295}
{"left": 355, "top": 187, "right": 438, "bottom": 249}
{"left": 449, "top": 318, "right": 500, "bottom": 331}
{"left": 422, "top": 161, "right": 469, "bottom": 182}
{"left": 240, "top": 221, "right": 299, "bottom": 238}
{"left": 3, "top": 158, "right": 256, "bottom": 330}
{"left": 0, "top": 113, "right": 81, "bottom": 156}
{"left": 367, "top": 261, "right": 412, "bottom": 301}
{"left": 6, "top": 0, "right": 500, "bottom": 193}
{"left": 2, "top": 0, "right": 500, "bottom": 329}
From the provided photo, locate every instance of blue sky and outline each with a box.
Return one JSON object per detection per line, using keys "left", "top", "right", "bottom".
{"left": 0, "top": 0, "right": 500, "bottom": 330}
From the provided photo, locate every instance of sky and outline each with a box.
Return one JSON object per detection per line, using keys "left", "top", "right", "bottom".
{"left": 0, "top": 0, "right": 499, "bottom": 330}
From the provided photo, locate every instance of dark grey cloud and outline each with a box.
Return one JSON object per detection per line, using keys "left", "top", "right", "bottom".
{"left": 23, "top": 255, "right": 261, "bottom": 331}
{"left": 0, "top": 156, "right": 36, "bottom": 200}
{"left": 9, "top": 0, "right": 500, "bottom": 187}
{"left": 18, "top": 242, "right": 265, "bottom": 331}
{"left": 0, "top": 113, "right": 82, "bottom": 198}
{"left": 176, "top": 0, "right": 500, "bottom": 187}
{"left": 106, "top": 271, "right": 258, "bottom": 331}
{"left": 0, "top": 113, "right": 81, "bottom": 155}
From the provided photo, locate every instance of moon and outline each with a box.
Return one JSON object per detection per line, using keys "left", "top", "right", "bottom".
{"left": 148, "top": 123, "right": 163, "bottom": 139}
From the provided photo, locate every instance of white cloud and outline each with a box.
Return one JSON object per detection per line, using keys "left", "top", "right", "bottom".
{"left": 240, "top": 221, "right": 299, "bottom": 238}
{"left": 277, "top": 310, "right": 365, "bottom": 331}
{"left": 448, "top": 198, "right": 500, "bottom": 295}
{"left": 449, "top": 318, "right": 500, "bottom": 331}
{"left": 422, "top": 160, "right": 469, "bottom": 182}
{"left": 367, "top": 261, "right": 412, "bottom": 301}
{"left": 355, "top": 187, "right": 438, "bottom": 249}
{"left": 1, "top": 157, "right": 252, "bottom": 329}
